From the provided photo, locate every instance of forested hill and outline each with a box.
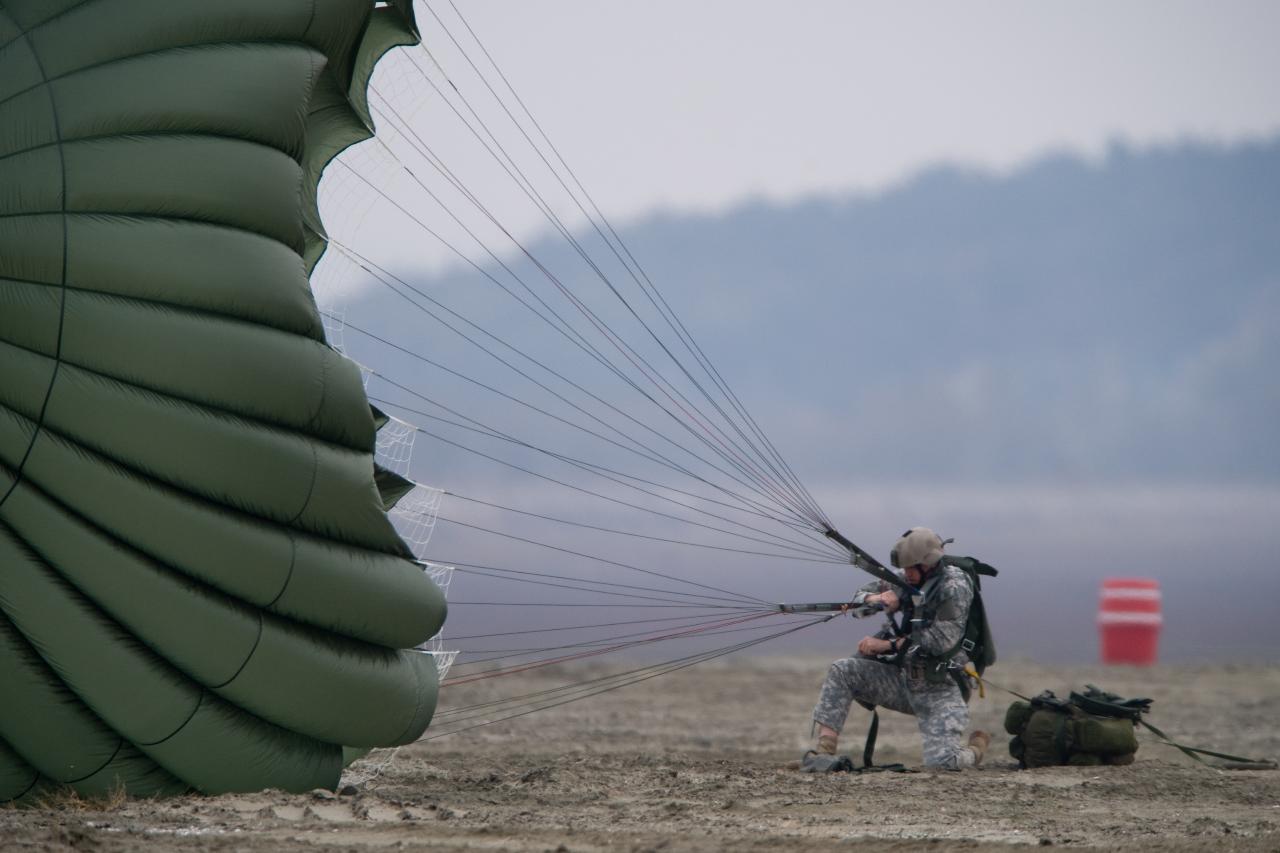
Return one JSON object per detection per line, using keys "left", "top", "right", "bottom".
{"left": 622, "top": 138, "right": 1280, "bottom": 484}
{"left": 366, "top": 136, "right": 1280, "bottom": 487}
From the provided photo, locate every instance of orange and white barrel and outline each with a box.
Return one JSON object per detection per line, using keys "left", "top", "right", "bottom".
{"left": 1097, "top": 578, "right": 1162, "bottom": 665}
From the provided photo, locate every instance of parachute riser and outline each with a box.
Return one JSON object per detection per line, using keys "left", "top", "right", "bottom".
{"left": 777, "top": 593, "right": 883, "bottom": 618}
{"left": 823, "top": 527, "right": 917, "bottom": 595}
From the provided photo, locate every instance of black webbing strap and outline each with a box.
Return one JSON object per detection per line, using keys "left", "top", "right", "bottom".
{"left": 856, "top": 708, "right": 910, "bottom": 773}
{"left": 1138, "top": 718, "right": 1277, "bottom": 770}
{"left": 1052, "top": 713, "right": 1072, "bottom": 764}
{"left": 863, "top": 707, "right": 879, "bottom": 768}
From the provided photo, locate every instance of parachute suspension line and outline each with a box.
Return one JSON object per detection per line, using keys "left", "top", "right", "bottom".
{"left": 442, "top": 561, "right": 782, "bottom": 607}
{"left": 323, "top": 238, "right": 823, "bottom": 557}
{"left": 451, "top": 617, "right": 802, "bottom": 668}
{"left": 450, "top": 602, "right": 762, "bottom": 609}
{"left": 423, "top": 614, "right": 836, "bottom": 738}
{"left": 435, "top": 514, "right": 774, "bottom": 606}
{"left": 434, "top": 615, "right": 801, "bottom": 732}
{"left": 325, "top": 292, "right": 844, "bottom": 604}
{"left": 332, "top": 230, "right": 803, "bottom": 529}
{"left": 335, "top": 304, "right": 735, "bottom": 494}
{"left": 391, "top": 407, "right": 842, "bottom": 561}
{"left": 324, "top": 252, "right": 825, "bottom": 538}
{"left": 354, "top": 115, "right": 821, "bottom": 530}
{"left": 415, "top": 1, "right": 832, "bottom": 531}
{"left": 449, "top": 618, "right": 826, "bottom": 678}
{"left": 329, "top": 249, "right": 838, "bottom": 547}
{"left": 350, "top": 354, "right": 792, "bottom": 610}
{"left": 335, "top": 308, "right": 793, "bottom": 666}
{"left": 333, "top": 310, "right": 840, "bottom": 555}
{"left": 327, "top": 239, "right": 601, "bottom": 402}
{"left": 330, "top": 162, "right": 816, "bottom": 531}
{"left": 365, "top": 76, "right": 825, "bottom": 531}
{"left": 389, "top": 458, "right": 778, "bottom": 625}
{"left": 344, "top": 127, "right": 617, "bottom": 379}
{"left": 325, "top": 251, "right": 774, "bottom": 510}
{"left": 377, "top": 70, "right": 822, "bottom": 531}
{"left": 448, "top": 607, "right": 771, "bottom": 650}
{"left": 324, "top": 298, "right": 817, "bottom": 536}
{"left": 368, "top": 367, "right": 815, "bottom": 541}
{"left": 370, "top": 399, "right": 845, "bottom": 559}
{"left": 441, "top": 611, "right": 776, "bottom": 686}
{"left": 348, "top": 126, "right": 788, "bottom": 517}
{"left": 435, "top": 625, "right": 789, "bottom": 722}
{"left": 435, "top": 450, "right": 840, "bottom": 559}
{"left": 328, "top": 161, "right": 597, "bottom": 365}
{"left": 446, "top": 570, "right": 751, "bottom": 609}
{"left": 366, "top": 93, "right": 733, "bottom": 477}
{"left": 446, "top": 565, "right": 765, "bottom": 609}
{"left": 355, "top": 404, "right": 788, "bottom": 676}
{"left": 443, "top": 491, "right": 843, "bottom": 563}
{"left": 446, "top": 611, "right": 755, "bottom": 641}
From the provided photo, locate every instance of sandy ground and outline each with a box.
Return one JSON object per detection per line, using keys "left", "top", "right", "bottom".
{"left": 3, "top": 657, "right": 1279, "bottom": 852}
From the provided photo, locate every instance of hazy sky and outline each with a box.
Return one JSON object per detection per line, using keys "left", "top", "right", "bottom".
{"left": 411, "top": 0, "right": 1280, "bottom": 219}
{"left": 337, "top": 1, "right": 1280, "bottom": 276}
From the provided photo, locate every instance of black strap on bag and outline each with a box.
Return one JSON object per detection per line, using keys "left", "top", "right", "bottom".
{"left": 1137, "top": 717, "right": 1277, "bottom": 770}
{"left": 1070, "top": 684, "right": 1151, "bottom": 720}
{"left": 1072, "top": 684, "right": 1274, "bottom": 769}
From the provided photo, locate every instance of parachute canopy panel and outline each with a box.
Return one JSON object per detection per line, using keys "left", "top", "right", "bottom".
{"left": 0, "top": 0, "right": 445, "bottom": 800}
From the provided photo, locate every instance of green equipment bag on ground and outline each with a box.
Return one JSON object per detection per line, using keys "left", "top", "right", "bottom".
{"left": 1004, "top": 686, "right": 1146, "bottom": 768}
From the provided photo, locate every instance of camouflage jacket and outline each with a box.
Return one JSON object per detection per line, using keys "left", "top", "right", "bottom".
{"left": 862, "top": 565, "right": 975, "bottom": 675}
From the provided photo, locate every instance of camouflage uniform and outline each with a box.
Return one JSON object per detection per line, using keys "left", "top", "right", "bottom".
{"left": 812, "top": 565, "right": 977, "bottom": 769}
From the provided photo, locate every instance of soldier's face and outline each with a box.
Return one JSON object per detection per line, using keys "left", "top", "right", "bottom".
{"left": 904, "top": 564, "right": 926, "bottom": 586}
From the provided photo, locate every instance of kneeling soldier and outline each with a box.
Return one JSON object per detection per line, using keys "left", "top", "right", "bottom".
{"left": 804, "top": 527, "right": 990, "bottom": 771}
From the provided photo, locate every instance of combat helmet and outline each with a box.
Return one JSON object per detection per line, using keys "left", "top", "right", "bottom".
{"left": 889, "top": 527, "right": 945, "bottom": 569}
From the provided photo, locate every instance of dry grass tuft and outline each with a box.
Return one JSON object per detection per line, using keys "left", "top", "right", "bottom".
{"left": 34, "top": 778, "right": 129, "bottom": 812}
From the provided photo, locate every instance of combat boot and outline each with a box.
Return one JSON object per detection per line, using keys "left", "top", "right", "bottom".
{"left": 799, "top": 751, "right": 854, "bottom": 773}
{"left": 968, "top": 730, "right": 991, "bottom": 766}
{"left": 793, "top": 731, "right": 852, "bottom": 772}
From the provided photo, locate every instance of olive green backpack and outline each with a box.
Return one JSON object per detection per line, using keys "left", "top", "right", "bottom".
{"left": 1004, "top": 686, "right": 1146, "bottom": 768}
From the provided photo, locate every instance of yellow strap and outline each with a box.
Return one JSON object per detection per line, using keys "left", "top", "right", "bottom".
{"left": 963, "top": 663, "right": 986, "bottom": 699}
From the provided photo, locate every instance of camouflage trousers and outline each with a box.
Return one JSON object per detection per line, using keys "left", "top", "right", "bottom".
{"left": 812, "top": 656, "right": 975, "bottom": 770}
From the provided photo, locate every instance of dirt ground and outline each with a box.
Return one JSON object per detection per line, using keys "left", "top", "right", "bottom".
{"left": 3, "top": 657, "right": 1278, "bottom": 852}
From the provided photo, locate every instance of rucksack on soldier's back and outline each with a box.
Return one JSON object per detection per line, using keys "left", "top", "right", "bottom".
{"left": 1004, "top": 685, "right": 1148, "bottom": 768}
{"left": 938, "top": 554, "right": 997, "bottom": 673}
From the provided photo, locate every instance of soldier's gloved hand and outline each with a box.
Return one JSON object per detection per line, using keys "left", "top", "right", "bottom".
{"left": 857, "top": 635, "right": 893, "bottom": 657}
{"left": 866, "top": 590, "right": 900, "bottom": 613}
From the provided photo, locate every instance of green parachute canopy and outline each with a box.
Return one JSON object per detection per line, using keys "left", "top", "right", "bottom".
{"left": 0, "top": 0, "right": 446, "bottom": 800}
